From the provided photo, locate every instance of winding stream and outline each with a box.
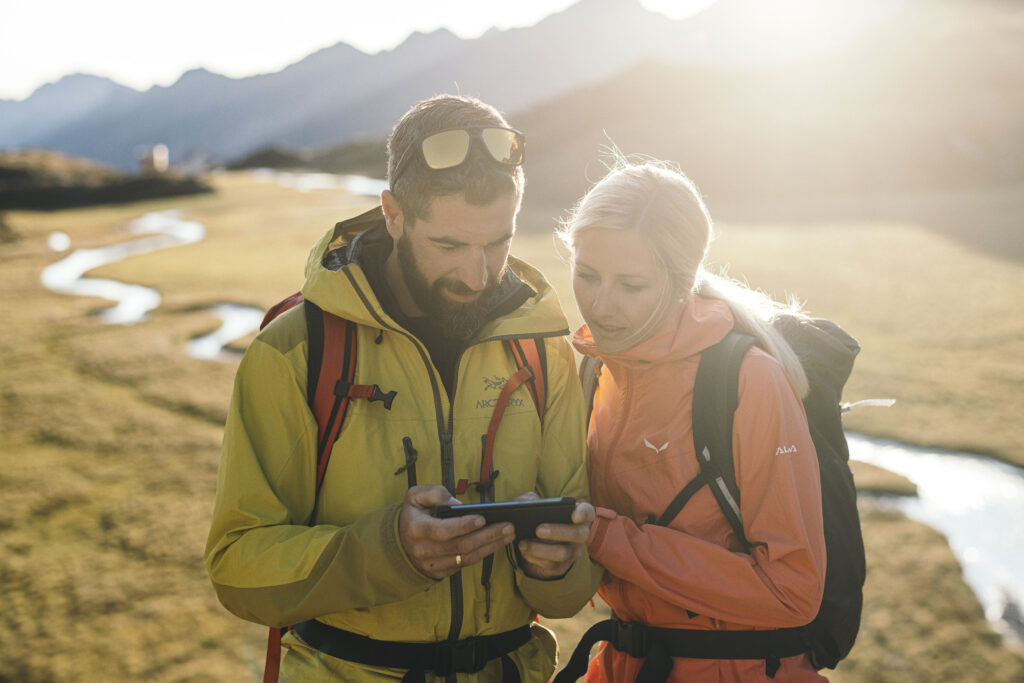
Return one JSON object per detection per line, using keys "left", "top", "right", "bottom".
{"left": 40, "top": 203, "right": 1024, "bottom": 646}
{"left": 849, "top": 435, "right": 1024, "bottom": 644}
{"left": 41, "top": 210, "right": 204, "bottom": 324}
{"left": 186, "top": 304, "right": 265, "bottom": 362}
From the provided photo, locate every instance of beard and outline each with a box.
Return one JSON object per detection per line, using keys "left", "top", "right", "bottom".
{"left": 396, "top": 233, "right": 504, "bottom": 342}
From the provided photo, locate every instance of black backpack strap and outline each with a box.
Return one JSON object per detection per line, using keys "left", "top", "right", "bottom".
{"left": 304, "top": 298, "right": 325, "bottom": 406}
{"left": 556, "top": 618, "right": 806, "bottom": 682}
{"left": 688, "top": 332, "right": 756, "bottom": 550}
{"left": 652, "top": 472, "right": 711, "bottom": 527}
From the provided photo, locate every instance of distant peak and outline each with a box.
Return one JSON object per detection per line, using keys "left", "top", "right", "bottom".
{"left": 177, "top": 67, "right": 227, "bottom": 81}
{"left": 397, "top": 26, "right": 461, "bottom": 49}
{"left": 571, "top": 0, "right": 645, "bottom": 14}
{"left": 30, "top": 73, "right": 135, "bottom": 99}
{"left": 409, "top": 26, "right": 458, "bottom": 40}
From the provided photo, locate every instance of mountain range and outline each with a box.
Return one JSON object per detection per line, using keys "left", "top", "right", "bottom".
{"left": 0, "top": 0, "right": 1021, "bottom": 244}
{"left": 0, "top": 0, "right": 916, "bottom": 169}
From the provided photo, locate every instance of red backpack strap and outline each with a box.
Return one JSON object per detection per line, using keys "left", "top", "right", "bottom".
{"left": 261, "top": 302, "right": 396, "bottom": 682}
{"left": 305, "top": 301, "right": 396, "bottom": 494}
{"left": 307, "top": 302, "right": 357, "bottom": 492}
{"left": 455, "top": 337, "right": 548, "bottom": 495}
{"left": 508, "top": 337, "right": 547, "bottom": 422}
{"left": 263, "top": 627, "right": 286, "bottom": 683}
{"left": 261, "top": 291, "right": 305, "bottom": 330}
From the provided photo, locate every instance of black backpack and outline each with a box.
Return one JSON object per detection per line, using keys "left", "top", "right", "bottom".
{"left": 560, "top": 316, "right": 864, "bottom": 681}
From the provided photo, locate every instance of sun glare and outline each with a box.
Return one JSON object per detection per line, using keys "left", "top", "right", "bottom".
{"left": 640, "top": 0, "right": 720, "bottom": 21}
{"left": 641, "top": 0, "right": 873, "bottom": 61}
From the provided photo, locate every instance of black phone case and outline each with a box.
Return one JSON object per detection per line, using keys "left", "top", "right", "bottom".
{"left": 436, "top": 497, "right": 575, "bottom": 539}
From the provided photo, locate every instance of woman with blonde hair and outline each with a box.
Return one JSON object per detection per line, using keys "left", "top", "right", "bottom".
{"left": 556, "top": 159, "right": 829, "bottom": 682}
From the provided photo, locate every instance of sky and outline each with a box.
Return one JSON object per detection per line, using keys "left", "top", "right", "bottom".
{"left": 0, "top": 0, "right": 719, "bottom": 102}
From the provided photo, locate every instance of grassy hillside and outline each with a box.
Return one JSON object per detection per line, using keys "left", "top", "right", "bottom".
{"left": 0, "top": 149, "right": 212, "bottom": 210}
{"left": 1, "top": 173, "right": 1021, "bottom": 680}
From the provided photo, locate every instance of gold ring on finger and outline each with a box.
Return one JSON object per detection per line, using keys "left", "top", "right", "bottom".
{"left": 455, "top": 554, "right": 462, "bottom": 567}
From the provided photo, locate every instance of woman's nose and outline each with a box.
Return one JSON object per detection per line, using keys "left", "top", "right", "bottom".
{"left": 590, "top": 286, "right": 617, "bottom": 317}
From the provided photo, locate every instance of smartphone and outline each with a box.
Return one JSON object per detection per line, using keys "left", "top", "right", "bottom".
{"left": 436, "top": 497, "right": 576, "bottom": 539}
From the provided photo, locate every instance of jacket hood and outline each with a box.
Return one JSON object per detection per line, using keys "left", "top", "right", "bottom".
{"left": 573, "top": 295, "right": 735, "bottom": 365}
{"left": 301, "top": 206, "right": 571, "bottom": 339}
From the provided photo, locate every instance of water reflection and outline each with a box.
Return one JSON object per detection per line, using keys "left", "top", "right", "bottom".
{"left": 850, "top": 434, "right": 1024, "bottom": 644}
{"left": 187, "top": 304, "right": 265, "bottom": 362}
{"left": 250, "top": 169, "right": 388, "bottom": 196}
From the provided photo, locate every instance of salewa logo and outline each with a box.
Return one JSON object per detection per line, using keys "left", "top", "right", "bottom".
{"left": 776, "top": 445, "right": 798, "bottom": 455}
{"left": 483, "top": 376, "right": 507, "bottom": 391}
{"left": 643, "top": 438, "right": 669, "bottom": 454}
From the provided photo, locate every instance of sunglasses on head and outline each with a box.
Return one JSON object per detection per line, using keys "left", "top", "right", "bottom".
{"left": 391, "top": 126, "right": 526, "bottom": 185}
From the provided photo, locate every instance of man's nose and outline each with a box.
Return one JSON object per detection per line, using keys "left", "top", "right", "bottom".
{"left": 456, "top": 248, "right": 488, "bottom": 292}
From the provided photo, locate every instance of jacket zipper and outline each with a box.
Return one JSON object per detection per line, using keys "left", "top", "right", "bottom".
{"left": 341, "top": 270, "right": 569, "bottom": 651}
{"left": 444, "top": 355, "right": 462, "bottom": 644}
{"left": 443, "top": 332, "right": 558, "bottom": 636}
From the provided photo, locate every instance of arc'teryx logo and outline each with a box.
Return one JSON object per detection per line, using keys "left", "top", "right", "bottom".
{"left": 483, "top": 375, "right": 507, "bottom": 391}
{"left": 643, "top": 438, "right": 669, "bottom": 454}
{"left": 477, "top": 375, "right": 525, "bottom": 409}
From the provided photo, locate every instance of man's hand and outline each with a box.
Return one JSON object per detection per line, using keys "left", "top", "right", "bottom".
{"left": 398, "top": 486, "right": 515, "bottom": 580}
{"left": 514, "top": 492, "right": 595, "bottom": 580}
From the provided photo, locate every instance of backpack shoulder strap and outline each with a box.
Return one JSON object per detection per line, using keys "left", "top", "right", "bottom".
{"left": 260, "top": 298, "right": 347, "bottom": 683}
{"left": 460, "top": 337, "right": 549, "bottom": 497}
{"left": 579, "top": 355, "right": 602, "bottom": 429}
{"left": 262, "top": 299, "right": 396, "bottom": 683}
{"left": 261, "top": 291, "right": 305, "bottom": 330}
{"left": 689, "top": 331, "right": 756, "bottom": 550}
{"left": 303, "top": 299, "right": 397, "bottom": 494}
{"left": 508, "top": 337, "right": 547, "bottom": 422}
{"left": 305, "top": 300, "right": 358, "bottom": 494}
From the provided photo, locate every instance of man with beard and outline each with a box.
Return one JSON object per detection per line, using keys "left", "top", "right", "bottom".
{"left": 206, "top": 95, "right": 600, "bottom": 682}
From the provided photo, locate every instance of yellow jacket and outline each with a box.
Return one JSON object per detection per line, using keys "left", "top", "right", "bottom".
{"left": 205, "top": 210, "right": 600, "bottom": 681}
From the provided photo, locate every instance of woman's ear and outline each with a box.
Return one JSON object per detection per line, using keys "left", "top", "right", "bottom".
{"left": 381, "top": 190, "right": 405, "bottom": 240}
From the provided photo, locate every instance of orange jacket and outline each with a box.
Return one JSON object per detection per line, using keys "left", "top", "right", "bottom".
{"left": 574, "top": 296, "right": 828, "bottom": 682}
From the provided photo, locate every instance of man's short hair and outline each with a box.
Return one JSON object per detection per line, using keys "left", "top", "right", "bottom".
{"left": 386, "top": 95, "right": 525, "bottom": 225}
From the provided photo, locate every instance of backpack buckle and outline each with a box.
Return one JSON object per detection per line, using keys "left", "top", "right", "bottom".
{"left": 611, "top": 620, "right": 649, "bottom": 659}
{"left": 333, "top": 379, "right": 397, "bottom": 410}
{"left": 433, "top": 637, "right": 488, "bottom": 675}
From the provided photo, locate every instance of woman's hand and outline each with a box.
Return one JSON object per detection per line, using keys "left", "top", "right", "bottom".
{"left": 514, "top": 492, "right": 595, "bottom": 579}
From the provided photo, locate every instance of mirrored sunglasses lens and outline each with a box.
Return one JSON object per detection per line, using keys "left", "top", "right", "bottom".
{"left": 421, "top": 129, "right": 471, "bottom": 169}
{"left": 480, "top": 129, "right": 524, "bottom": 165}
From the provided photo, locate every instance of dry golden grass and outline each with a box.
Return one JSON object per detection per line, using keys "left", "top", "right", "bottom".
{"left": 1, "top": 172, "right": 1021, "bottom": 681}
{"left": 705, "top": 218, "right": 1024, "bottom": 467}
{"left": 833, "top": 506, "right": 1024, "bottom": 682}
{"left": 849, "top": 461, "right": 917, "bottom": 497}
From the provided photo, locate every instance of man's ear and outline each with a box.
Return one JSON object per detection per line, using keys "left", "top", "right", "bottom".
{"left": 381, "top": 190, "right": 405, "bottom": 240}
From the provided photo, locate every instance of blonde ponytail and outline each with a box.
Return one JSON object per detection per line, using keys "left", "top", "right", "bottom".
{"left": 695, "top": 270, "right": 810, "bottom": 397}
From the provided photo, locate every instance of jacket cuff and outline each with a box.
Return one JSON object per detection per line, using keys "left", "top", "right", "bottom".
{"left": 384, "top": 502, "right": 436, "bottom": 586}
{"left": 515, "top": 548, "right": 597, "bottom": 619}
{"left": 587, "top": 507, "right": 616, "bottom": 562}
